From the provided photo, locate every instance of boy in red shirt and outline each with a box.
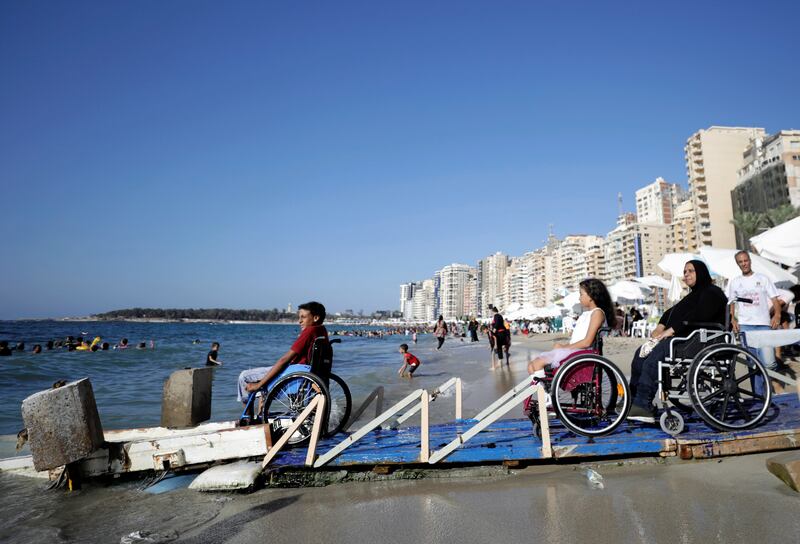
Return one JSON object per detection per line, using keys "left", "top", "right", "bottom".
{"left": 238, "top": 301, "right": 329, "bottom": 408}
{"left": 397, "top": 343, "right": 421, "bottom": 379}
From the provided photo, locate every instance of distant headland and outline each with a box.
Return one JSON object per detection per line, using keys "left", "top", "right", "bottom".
{"left": 90, "top": 308, "right": 297, "bottom": 322}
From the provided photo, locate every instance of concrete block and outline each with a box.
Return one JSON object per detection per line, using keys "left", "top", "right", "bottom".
{"left": 21, "top": 378, "right": 104, "bottom": 471}
{"left": 766, "top": 451, "right": 800, "bottom": 493}
{"left": 189, "top": 460, "right": 262, "bottom": 491}
{"left": 161, "top": 367, "right": 213, "bottom": 429}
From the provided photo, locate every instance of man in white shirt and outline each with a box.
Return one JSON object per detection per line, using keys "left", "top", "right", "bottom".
{"left": 726, "top": 251, "right": 781, "bottom": 395}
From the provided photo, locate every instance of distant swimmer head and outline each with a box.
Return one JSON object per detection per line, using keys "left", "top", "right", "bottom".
{"left": 46, "top": 340, "right": 54, "bottom": 350}
{"left": 15, "top": 342, "right": 25, "bottom": 352}
{"left": 101, "top": 342, "right": 110, "bottom": 350}
{"left": 137, "top": 342, "right": 146, "bottom": 349}
{"left": 32, "top": 344, "right": 42, "bottom": 354}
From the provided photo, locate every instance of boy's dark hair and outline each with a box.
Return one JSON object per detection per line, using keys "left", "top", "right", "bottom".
{"left": 212, "top": 342, "right": 220, "bottom": 349}
{"left": 299, "top": 301, "right": 326, "bottom": 323}
{"left": 400, "top": 343, "right": 409, "bottom": 351}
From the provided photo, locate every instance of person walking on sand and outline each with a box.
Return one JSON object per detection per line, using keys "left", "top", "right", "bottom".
{"left": 726, "top": 250, "right": 782, "bottom": 396}
{"left": 491, "top": 306, "right": 510, "bottom": 365}
{"left": 434, "top": 316, "right": 448, "bottom": 350}
{"left": 397, "top": 343, "right": 422, "bottom": 379}
{"left": 468, "top": 318, "right": 479, "bottom": 342}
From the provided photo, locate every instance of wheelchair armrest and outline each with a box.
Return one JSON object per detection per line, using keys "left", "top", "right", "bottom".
{"left": 682, "top": 321, "right": 724, "bottom": 331}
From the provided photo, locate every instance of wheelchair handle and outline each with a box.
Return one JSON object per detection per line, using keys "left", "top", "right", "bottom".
{"left": 329, "top": 338, "right": 342, "bottom": 344}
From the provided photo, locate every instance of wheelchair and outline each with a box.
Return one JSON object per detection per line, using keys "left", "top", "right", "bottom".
{"left": 526, "top": 329, "right": 632, "bottom": 438}
{"left": 239, "top": 337, "right": 352, "bottom": 446}
{"left": 654, "top": 318, "right": 772, "bottom": 436}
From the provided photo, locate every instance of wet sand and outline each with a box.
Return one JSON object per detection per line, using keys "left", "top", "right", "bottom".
{"left": 2, "top": 452, "right": 798, "bottom": 543}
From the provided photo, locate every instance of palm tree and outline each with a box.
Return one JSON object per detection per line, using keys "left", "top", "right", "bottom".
{"left": 764, "top": 204, "right": 800, "bottom": 228}
{"left": 730, "top": 211, "right": 765, "bottom": 249}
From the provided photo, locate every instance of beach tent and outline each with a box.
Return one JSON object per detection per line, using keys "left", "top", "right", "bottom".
{"left": 609, "top": 280, "right": 652, "bottom": 303}
{"left": 750, "top": 216, "right": 800, "bottom": 269}
{"left": 634, "top": 275, "right": 671, "bottom": 289}
{"left": 699, "top": 246, "right": 797, "bottom": 286}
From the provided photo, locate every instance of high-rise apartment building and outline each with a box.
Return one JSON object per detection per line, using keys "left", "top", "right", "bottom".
{"left": 732, "top": 130, "right": 800, "bottom": 248}
{"left": 685, "top": 126, "right": 765, "bottom": 248}
{"left": 502, "top": 256, "right": 528, "bottom": 310}
{"left": 438, "top": 263, "right": 475, "bottom": 320}
{"left": 411, "top": 279, "right": 436, "bottom": 321}
{"left": 555, "top": 235, "right": 605, "bottom": 292}
{"left": 477, "top": 252, "right": 509, "bottom": 316}
{"left": 399, "top": 282, "right": 416, "bottom": 319}
{"left": 672, "top": 199, "right": 698, "bottom": 253}
{"left": 605, "top": 214, "right": 671, "bottom": 283}
{"left": 635, "top": 177, "right": 685, "bottom": 224}
{"left": 604, "top": 214, "right": 636, "bottom": 283}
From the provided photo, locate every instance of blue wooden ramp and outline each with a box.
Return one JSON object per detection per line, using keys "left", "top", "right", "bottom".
{"left": 267, "top": 393, "right": 800, "bottom": 468}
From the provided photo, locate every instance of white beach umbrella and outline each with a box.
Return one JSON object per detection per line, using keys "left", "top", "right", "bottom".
{"left": 635, "top": 275, "right": 671, "bottom": 289}
{"left": 750, "top": 216, "right": 800, "bottom": 268}
{"left": 657, "top": 252, "right": 701, "bottom": 278}
{"left": 609, "top": 280, "right": 652, "bottom": 303}
{"left": 699, "top": 246, "right": 798, "bottom": 286}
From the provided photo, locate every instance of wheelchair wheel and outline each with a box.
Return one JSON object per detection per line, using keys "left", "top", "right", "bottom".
{"left": 687, "top": 344, "right": 772, "bottom": 432}
{"left": 323, "top": 373, "right": 352, "bottom": 438}
{"left": 551, "top": 355, "right": 631, "bottom": 437}
{"left": 659, "top": 411, "right": 685, "bottom": 436}
{"left": 262, "top": 372, "right": 330, "bottom": 446}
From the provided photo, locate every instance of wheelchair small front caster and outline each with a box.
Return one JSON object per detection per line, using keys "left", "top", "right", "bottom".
{"left": 659, "top": 411, "right": 684, "bottom": 436}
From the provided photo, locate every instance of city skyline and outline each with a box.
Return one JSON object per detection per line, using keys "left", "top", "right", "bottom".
{"left": 402, "top": 124, "right": 800, "bottom": 319}
{"left": 3, "top": 2, "right": 800, "bottom": 319}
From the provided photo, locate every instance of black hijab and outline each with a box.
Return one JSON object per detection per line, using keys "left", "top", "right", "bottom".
{"left": 660, "top": 259, "right": 727, "bottom": 334}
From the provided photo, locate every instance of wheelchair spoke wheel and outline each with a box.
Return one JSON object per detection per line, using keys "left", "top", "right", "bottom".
{"left": 263, "top": 372, "right": 330, "bottom": 446}
{"left": 323, "top": 373, "right": 352, "bottom": 438}
{"left": 551, "top": 355, "right": 631, "bottom": 437}
{"left": 688, "top": 344, "right": 771, "bottom": 431}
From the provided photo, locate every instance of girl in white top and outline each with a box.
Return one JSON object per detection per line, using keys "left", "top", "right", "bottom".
{"left": 527, "top": 278, "right": 616, "bottom": 379}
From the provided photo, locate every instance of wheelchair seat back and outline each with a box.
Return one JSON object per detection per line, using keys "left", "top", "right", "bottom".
{"left": 309, "top": 337, "right": 335, "bottom": 383}
{"left": 592, "top": 326, "right": 611, "bottom": 356}
{"left": 668, "top": 328, "right": 732, "bottom": 362}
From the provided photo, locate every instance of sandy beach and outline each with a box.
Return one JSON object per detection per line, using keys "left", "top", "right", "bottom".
{"left": 1, "top": 332, "right": 799, "bottom": 544}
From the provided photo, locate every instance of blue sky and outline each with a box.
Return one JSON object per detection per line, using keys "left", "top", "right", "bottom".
{"left": 2, "top": 1, "right": 799, "bottom": 319}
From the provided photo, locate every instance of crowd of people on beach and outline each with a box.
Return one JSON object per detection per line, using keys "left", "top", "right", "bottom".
{"left": 0, "top": 335, "right": 155, "bottom": 356}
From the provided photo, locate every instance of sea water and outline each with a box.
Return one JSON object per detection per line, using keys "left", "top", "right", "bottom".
{"left": 0, "top": 320, "right": 507, "bottom": 444}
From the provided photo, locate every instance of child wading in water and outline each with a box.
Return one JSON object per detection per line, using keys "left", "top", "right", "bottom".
{"left": 527, "top": 278, "right": 615, "bottom": 404}
{"left": 397, "top": 343, "right": 421, "bottom": 379}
